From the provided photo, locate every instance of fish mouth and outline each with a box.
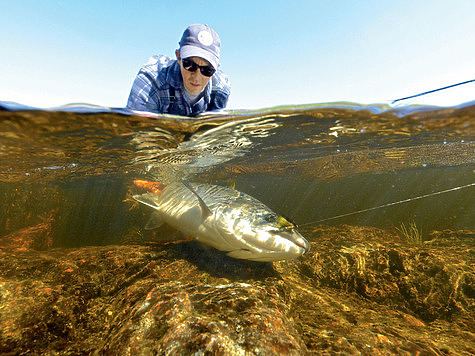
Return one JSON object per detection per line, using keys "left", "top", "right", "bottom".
{"left": 283, "top": 231, "right": 310, "bottom": 252}
{"left": 295, "top": 236, "right": 310, "bottom": 251}
{"left": 237, "top": 229, "right": 310, "bottom": 261}
{"left": 227, "top": 240, "right": 309, "bottom": 262}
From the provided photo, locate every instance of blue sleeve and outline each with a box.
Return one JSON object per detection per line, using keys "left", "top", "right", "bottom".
{"left": 209, "top": 91, "right": 230, "bottom": 111}
{"left": 126, "top": 69, "right": 161, "bottom": 112}
{"left": 208, "top": 71, "right": 231, "bottom": 111}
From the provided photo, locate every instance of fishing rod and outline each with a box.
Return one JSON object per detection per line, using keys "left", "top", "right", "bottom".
{"left": 299, "top": 182, "right": 474, "bottom": 227}
{"left": 391, "top": 79, "right": 475, "bottom": 105}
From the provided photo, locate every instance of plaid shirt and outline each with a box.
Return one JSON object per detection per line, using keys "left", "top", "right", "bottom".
{"left": 126, "top": 55, "right": 230, "bottom": 116}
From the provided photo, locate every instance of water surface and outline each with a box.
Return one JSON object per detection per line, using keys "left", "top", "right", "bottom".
{"left": 0, "top": 101, "right": 473, "bottom": 247}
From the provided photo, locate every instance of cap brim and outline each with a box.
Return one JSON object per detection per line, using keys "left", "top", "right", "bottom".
{"left": 180, "top": 45, "right": 219, "bottom": 70}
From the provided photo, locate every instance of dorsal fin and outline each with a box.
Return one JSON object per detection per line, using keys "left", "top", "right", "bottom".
{"left": 181, "top": 181, "right": 212, "bottom": 218}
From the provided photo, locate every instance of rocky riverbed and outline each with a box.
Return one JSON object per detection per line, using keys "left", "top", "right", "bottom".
{"left": 0, "top": 222, "right": 473, "bottom": 355}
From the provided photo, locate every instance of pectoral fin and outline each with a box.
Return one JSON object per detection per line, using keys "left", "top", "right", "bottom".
{"left": 145, "top": 211, "right": 165, "bottom": 230}
{"left": 181, "top": 181, "right": 212, "bottom": 219}
{"left": 226, "top": 248, "right": 255, "bottom": 260}
{"left": 133, "top": 193, "right": 160, "bottom": 209}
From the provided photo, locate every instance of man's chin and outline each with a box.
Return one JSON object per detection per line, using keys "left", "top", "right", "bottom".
{"left": 186, "top": 85, "right": 203, "bottom": 95}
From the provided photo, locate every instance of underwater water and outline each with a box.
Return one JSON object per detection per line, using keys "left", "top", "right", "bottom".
{"left": 0, "top": 101, "right": 473, "bottom": 247}
{"left": 0, "top": 101, "right": 474, "bottom": 354}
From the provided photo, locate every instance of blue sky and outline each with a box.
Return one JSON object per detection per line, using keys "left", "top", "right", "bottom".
{"left": 1, "top": 1, "right": 474, "bottom": 109}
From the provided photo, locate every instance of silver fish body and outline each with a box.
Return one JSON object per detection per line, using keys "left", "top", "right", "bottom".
{"left": 133, "top": 182, "right": 310, "bottom": 262}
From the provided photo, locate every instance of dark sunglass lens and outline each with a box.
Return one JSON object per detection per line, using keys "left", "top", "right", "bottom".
{"left": 182, "top": 59, "right": 198, "bottom": 72}
{"left": 200, "top": 67, "right": 215, "bottom": 77}
{"left": 182, "top": 58, "right": 215, "bottom": 77}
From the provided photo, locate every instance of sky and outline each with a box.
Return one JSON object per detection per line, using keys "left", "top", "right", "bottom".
{"left": 1, "top": 0, "right": 474, "bottom": 110}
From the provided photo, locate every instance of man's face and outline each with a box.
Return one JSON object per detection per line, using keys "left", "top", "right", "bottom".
{"left": 176, "top": 50, "right": 212, "bottom": 95}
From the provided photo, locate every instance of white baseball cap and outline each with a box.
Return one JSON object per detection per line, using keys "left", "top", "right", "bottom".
{"left": 179, "top": 24, "right": 221, "bottom": 70}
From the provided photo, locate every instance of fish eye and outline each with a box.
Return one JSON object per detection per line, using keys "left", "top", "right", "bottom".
{"left": 262, "top": 213, "right": 278, "bottom": 223}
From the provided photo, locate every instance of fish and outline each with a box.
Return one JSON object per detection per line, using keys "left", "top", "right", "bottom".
{"left": 133, "top": 180, "right": 310, "bottom": 262}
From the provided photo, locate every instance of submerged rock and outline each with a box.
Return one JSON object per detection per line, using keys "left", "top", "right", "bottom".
{"left": 0, "top": 225, "right": 473, "bottom": 354}
{"left": 0, "top": 217, "right": 54, "bottom": 251}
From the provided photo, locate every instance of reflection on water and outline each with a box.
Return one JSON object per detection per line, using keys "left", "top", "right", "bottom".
{"left": 0, "top": 102, "right": 473, "bottom": 247}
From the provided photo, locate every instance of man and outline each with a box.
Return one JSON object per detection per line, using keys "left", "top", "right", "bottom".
{"left": 126, "top": 24, "right": 231, "bottom": 116}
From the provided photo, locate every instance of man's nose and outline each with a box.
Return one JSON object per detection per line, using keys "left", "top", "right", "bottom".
{"left": 189, "top": 69, "right": 200, "bottom": 78}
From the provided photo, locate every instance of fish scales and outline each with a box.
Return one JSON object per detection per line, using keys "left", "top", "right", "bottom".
{"left": 133, "top": 181, "right": 310, "bottom": 262}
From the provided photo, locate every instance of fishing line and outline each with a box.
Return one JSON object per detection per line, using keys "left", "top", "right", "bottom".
{"left": 391, "top": 79, "right": 475, "bottom": 105}
{"left": 299, "top": 182, "right": 474, "bottom": 227}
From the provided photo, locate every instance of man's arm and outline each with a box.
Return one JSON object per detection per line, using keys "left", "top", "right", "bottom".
{"left": 126, "top": 70, "right": 161, "bottom": 113}
{"left": 208, "top": 71, "right": 231, "bottom": 111}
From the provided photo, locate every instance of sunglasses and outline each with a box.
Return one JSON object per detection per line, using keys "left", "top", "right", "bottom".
{"left": 181, "top": 58, "right": 216, "bottom": 77}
